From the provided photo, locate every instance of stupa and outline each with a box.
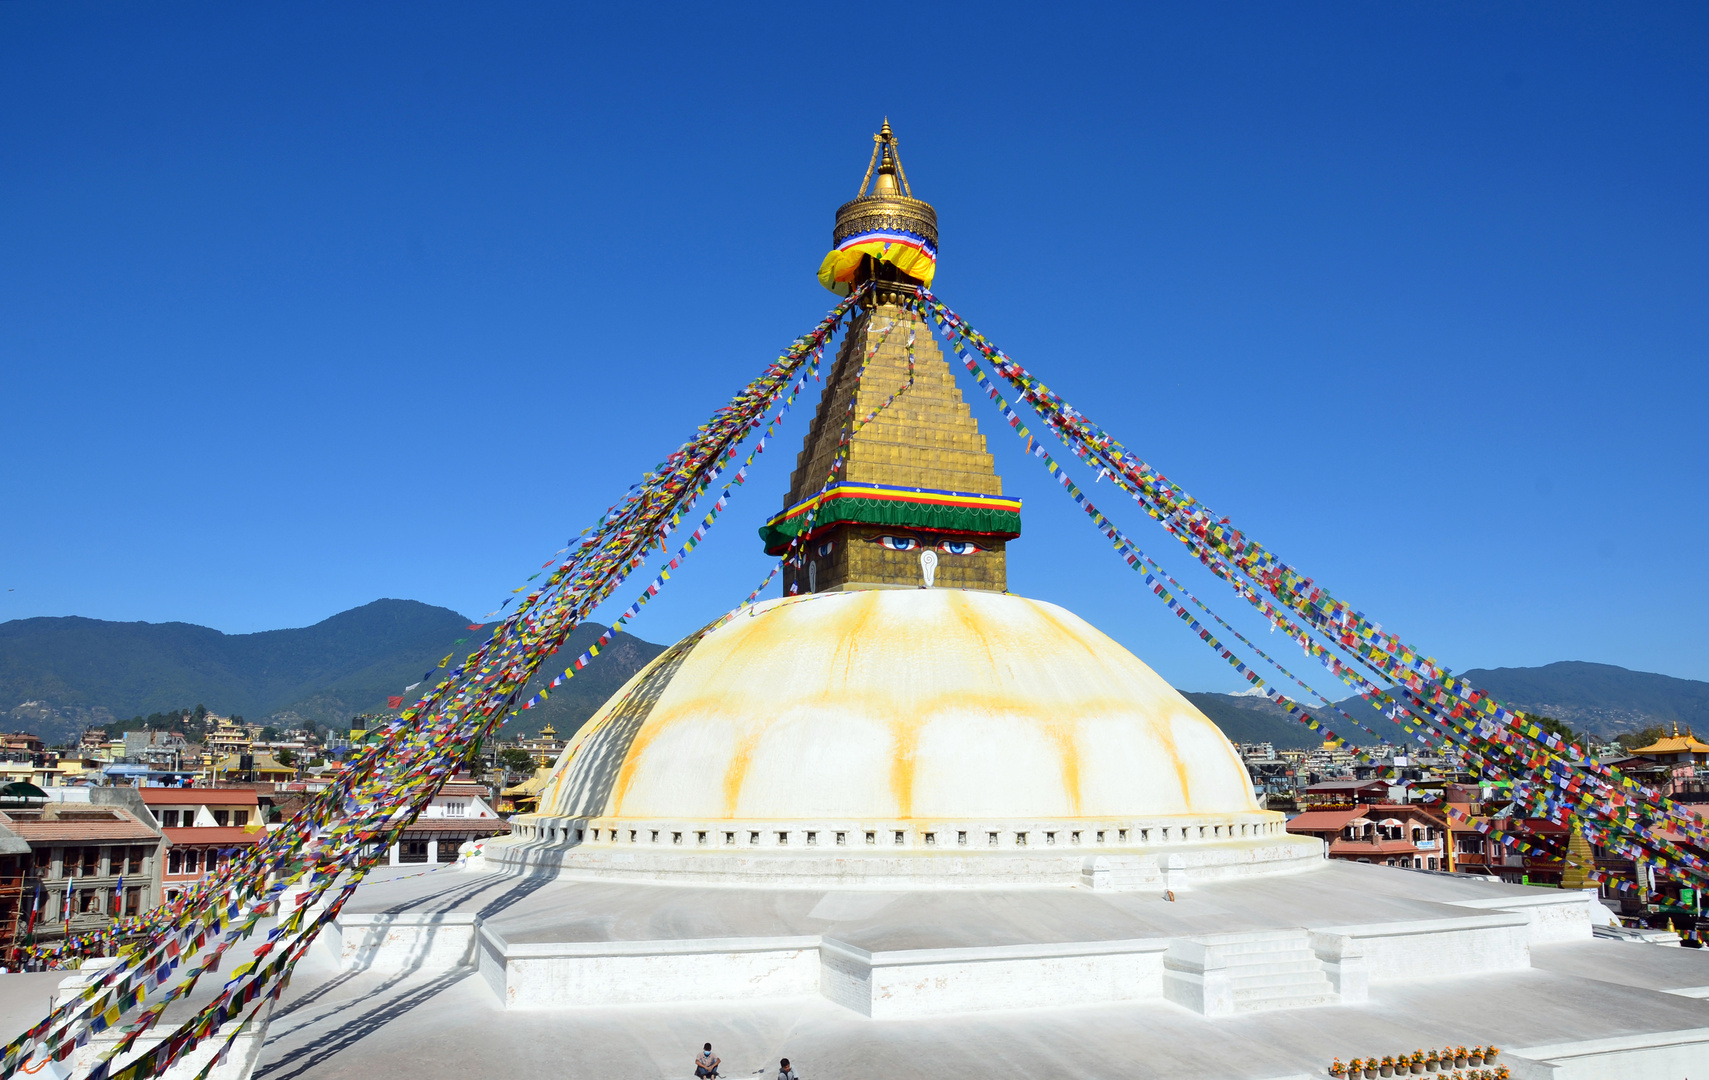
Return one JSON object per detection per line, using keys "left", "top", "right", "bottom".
{"left": 482, "top": 119, "right": 1320, "bottom": 889}
{"left": 283, "top": 124, "right": 1709, "bottom": 1080}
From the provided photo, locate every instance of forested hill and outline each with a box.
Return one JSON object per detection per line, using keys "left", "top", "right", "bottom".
{"left": 1186, "top": 660, "right": 1709, "bottom": 750}
{"left": 0, "top": 600, "right": 666, "bottom": 745}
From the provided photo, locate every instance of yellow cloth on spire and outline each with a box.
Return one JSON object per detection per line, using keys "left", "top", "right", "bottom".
{"left": 818, "top": 234, "right": 937, "bottom": 296}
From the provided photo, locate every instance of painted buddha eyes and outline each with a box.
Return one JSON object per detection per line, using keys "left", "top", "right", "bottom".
{"left": 816, "top": 541, "right": 835, "bottom": 557}
{"left": 874, "top": 536, "right": 982, "bottom": 555}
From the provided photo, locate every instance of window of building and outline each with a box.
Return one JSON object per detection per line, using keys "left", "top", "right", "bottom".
{"left": 33, "top": 850, "right": 52, "bottom": 878}
{"left": 79, "top": 848, "right": 99, "bottom": 877}
{"left": 79, "top": 891, "right": 97, "bottom": 914}
{"left": 213, "top": 810, "right": 229, "bottom": 827}
{"left": 128, "top": 847, "right": 145, "bottom": 874}
{"left": 125, "top": 887, "right": 141, "bottom": 914}
{"left": 232, "top": 810, "right": 248, "bottom": 827}
{"left": 184, "top": 849, "right": 200, "bottom": 874}
{"left": 158, "top": 810, "right": 179, "bottom": 828}
{"left": 441, "top": 801, "right": 468, "bottom": 817}
{"left": 168, "top": 850, "right": 183, "bottom": 875}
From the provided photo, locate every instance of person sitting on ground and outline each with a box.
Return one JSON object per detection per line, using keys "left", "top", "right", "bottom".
{"left": 778, "top": 1057, "right": 798, "bottom": 1080}
{"left": 695, "top": 1043, "right": 720, "bottom": 1078}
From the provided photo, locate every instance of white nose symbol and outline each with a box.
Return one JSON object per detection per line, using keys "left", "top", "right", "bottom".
{"left": 919, "top": 549, "right": 938, "bottom": 588}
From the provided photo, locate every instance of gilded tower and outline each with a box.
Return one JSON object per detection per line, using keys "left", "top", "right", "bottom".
{"left": 759, "top": 122, "right": 1021, "bottom": 594}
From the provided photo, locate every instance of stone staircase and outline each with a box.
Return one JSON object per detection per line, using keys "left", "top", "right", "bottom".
{"left": 1163, "top": 929, "right": 1342, "bottom": 1015}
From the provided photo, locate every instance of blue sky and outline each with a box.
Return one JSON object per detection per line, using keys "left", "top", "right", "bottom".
{"left": 3, "top": 3, "right": 1706, "bottom": 695}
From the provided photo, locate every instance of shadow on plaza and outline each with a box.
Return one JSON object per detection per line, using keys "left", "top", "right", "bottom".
{"left": 255, "top": 966, "right": 476, "bottom": 1080}
{"left": 272, "top": 869, "right": 553, "bottom": 1033}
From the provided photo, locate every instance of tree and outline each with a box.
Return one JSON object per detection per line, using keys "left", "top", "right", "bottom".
{"left": 1617, "top": 725, "right": 1670, "bottom": 752}
{"left": 275, "top": 747, "right": 297, "bottom": 767}
{"left": 497, "top": 748, "right": 535, "bottom": 775}
{"left": 258, "top": 726, "right": 279, "bottom": 742}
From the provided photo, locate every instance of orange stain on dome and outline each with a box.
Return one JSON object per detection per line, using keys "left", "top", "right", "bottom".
{"left": 562, "top": 590, "right": 1256, "bottom": 825}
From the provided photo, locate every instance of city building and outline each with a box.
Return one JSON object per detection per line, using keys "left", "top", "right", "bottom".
{"left": 122, "top": 730, "right": 191, "bottom": 770}
{"left": 138, "top": 787, "right": 264, "bottom": 902}
{"left": 0, "top": 791, "right": 164, "bottom": 951}
{"left": 1286, "top": 803, "right": 1449, "bottom": 869}
{"left": 1299, "top": 778, "right": 1393, "bottom": 807}
{"left": 517, "top": 722, "right": 566, "bottom": 770}
{"left": 205, "top": 751, "right": 296, "bottom": 784}
{"left": 386, "top": 779, "right": 507, "bottom": 865}
{"left": 0, "top": 734, "right": 45, "bottom": 757}
{"left": 1626, "top": 724, "right": 1709, "bottom": 769}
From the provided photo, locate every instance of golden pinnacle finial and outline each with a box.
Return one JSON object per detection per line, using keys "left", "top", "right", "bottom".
{"left": 857, "top": 118, "right": 912, "bottom": 199}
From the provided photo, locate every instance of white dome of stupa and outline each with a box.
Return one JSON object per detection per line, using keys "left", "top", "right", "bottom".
{"left": 491, "top": 589, "right": 1320, "bottom": 888}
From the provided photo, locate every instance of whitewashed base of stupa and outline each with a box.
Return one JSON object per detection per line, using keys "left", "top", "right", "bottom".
{"left": 6, "top": 863, "right": 1709, "bottom": 1080}
{"left": 327, "top": 857, "right": 1602, "bottom": 1021}
{"left": 474, "top": 818, "right": 1324, "bottom": 890}
{"left": 47, "top": 958, "right": 274, "bottom": 1080}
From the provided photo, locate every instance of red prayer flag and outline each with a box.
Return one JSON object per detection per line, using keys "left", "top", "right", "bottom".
{"left": 387, "top": 696, "right": 404, "bottom": 709}
{"left": 467, "top": 624, "right": 483, "bottom": 630}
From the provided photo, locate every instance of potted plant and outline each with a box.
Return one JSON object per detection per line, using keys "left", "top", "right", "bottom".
{"left": 1493, "top": 1067, "right": 1511, "bottom": 1079}
{"left": 1365, "top": 1058, "right": 1381, "bottom": 1079}
{"left": 1409, "top": 1050, "right": 1425, "bottom": 1074}
{"left": 1380, "top": 1056, "right": 1396, "bottom": 1077}
{"left": 1484, "top": 1047, "right": 1500, "bottom": 1064}
{"left": 1468, "top": 1046, "right": 1484, "bottom": 1067}
{"left": 1423, "top": 1049, "right": 1439, "bottom": 1073}
{"left": 1453, "top": 1047, "right": 1468, "bottom": 1069}
{"left": 1330, "top": 1059, "right": 1347, "bottom": 1078}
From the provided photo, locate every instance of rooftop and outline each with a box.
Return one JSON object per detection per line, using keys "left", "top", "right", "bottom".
{"left": 0, "top": 806, "right": 158, "bottom": 842}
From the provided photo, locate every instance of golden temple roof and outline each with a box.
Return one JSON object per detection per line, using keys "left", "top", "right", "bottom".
{"left": 1629, "top": 722, "right": 1709, "bottom": 755}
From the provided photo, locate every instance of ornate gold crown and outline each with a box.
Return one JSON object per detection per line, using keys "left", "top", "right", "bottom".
{"left": 831, "top": 119, "right": 938, "bottom": 251}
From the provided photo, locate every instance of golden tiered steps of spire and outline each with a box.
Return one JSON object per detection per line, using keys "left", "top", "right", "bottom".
{"left": 778, "top": 122, "right": 1012, "bottom": 595}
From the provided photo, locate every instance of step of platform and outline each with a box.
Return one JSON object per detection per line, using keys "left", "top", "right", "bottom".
{"left": 1163, "top": 928, "right": 1339, "bottom": 1015}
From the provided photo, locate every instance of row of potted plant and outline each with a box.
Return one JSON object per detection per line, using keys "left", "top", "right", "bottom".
{"left": 1328, "top": 1047, "right": 1503, "bottom": 1078}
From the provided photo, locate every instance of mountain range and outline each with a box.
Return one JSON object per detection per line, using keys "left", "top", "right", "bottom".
{"left": 2, "top": 601, "right": 1705, "bottom": 751}
{"left": 0, "top": 600, "right": 664, "bottom": 746}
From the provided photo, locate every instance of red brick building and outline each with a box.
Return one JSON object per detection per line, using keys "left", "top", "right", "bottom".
{"left": 1287, "top": 803, "right": 1448, "bottom": 870}
{"left": 139, "top": 788, "right": 264, "bottom": 902}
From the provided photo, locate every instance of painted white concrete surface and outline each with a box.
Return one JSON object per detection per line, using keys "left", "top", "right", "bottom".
{"left": 820, "top": 935, "right": 1169, "bottom": 1018}
{"left": 5, "top": 871, "right": 1709, "bottom": 1080}
{"left": 333, "top": 911, "right": 479, "bottom": 971}
{"left": 209, "top": 936, "right": 1709, "bottom": 1079}
{"left": 322, "top": 859, "right": 1618, "bottom": 1024}
{"left": 479, "top": 928, "right": 820, "bottom": 1009}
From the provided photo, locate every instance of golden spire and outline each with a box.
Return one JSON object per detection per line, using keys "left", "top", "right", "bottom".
{"left": 857, "top": 118, "right": 914, "bottom": 199}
